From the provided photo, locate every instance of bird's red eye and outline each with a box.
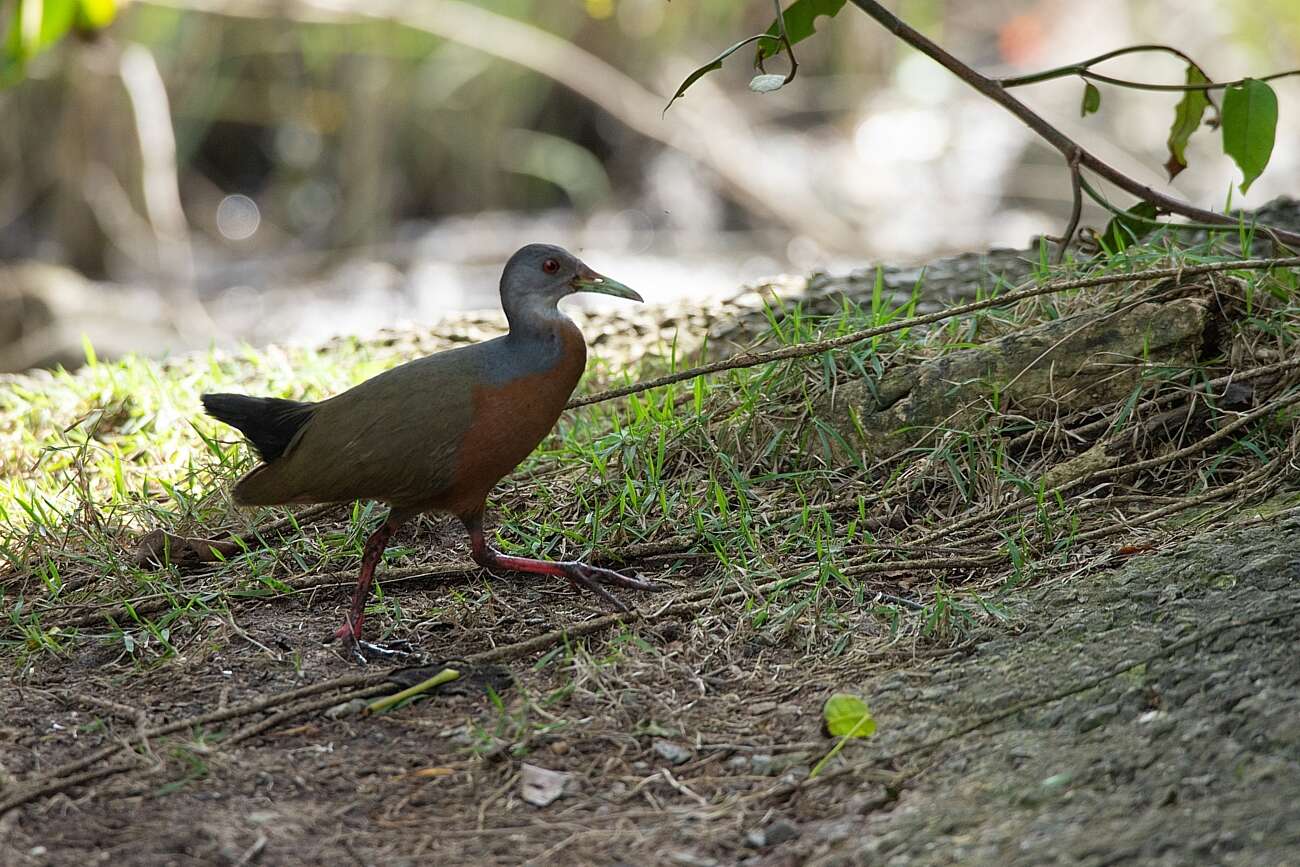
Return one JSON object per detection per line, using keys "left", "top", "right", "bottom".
{"left": 542, "top": 258, "right": 560, "bottom": 274}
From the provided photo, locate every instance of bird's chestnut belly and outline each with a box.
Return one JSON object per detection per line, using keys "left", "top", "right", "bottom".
{"left": 433, "top": 362, "right": 582, "bottom": 517}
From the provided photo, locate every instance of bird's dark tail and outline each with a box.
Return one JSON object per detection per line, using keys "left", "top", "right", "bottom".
{"left": 201, "top": 393, "right": 317, "bottom": 463}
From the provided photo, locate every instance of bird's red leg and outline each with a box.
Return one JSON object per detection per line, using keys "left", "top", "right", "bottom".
{"left": 334, "top": 509, "right": 411, "bottom": 646}
{"left": 462, "top": 512, "right": 663, "bottom": 611}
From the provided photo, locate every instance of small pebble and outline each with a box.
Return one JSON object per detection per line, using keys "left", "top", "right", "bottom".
{"left": 653, "top": 739, "right": 693, "bottom": 765}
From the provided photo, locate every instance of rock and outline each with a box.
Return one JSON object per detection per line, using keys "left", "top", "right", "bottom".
{"left": 653, "top": 739, "right": 693, "bottom": 765}
{"left": 765, "top": 820, "right": 800, "bottom": 845}
{"left": 519, "top": 763, "right": 576, "bottom": 807}
{"left": 745, "top": 820, "right": 800, "bottom": 848}
{"left": 1077, "top": 703, "right": 1120, "bottom": 733}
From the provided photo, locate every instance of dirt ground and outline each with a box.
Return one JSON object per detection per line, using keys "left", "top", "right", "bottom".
{"left": 2, "top": 510, "right": 1297, "bottom": 866}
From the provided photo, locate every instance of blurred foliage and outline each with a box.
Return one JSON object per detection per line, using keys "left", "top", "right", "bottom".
{"left": 1, "top": 0, "right": 116, "bottom": 86}
{"left": 0, "top": 0, "right": 1296, "bottom": 279}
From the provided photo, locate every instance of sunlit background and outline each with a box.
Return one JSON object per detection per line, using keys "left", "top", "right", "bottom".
{"left": 1, "top": 0, "right": 1297, "bottom": 370}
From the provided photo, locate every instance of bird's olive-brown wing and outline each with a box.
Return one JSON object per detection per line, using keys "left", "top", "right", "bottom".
{"left": 232, "top": 350, "right": 477, "bottom": 507}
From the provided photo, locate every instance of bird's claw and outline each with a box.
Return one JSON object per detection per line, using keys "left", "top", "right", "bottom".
{"left": 331, "top": 620, "right": 417, "bottom": 664}
{"left": 343, "top": 639, "right": 415, "bottom": 665}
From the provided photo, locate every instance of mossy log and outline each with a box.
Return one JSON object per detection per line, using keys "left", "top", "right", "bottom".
{"left": 823, "top": 296, "right": 1209, "bottom": 461}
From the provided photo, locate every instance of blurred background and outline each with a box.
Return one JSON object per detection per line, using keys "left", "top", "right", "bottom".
{"left": 1, "top": 0, "right": 1297, "bottom": 371}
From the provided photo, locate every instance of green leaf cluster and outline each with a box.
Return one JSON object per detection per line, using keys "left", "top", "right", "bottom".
{"left": 755, "top": 0, "right": 847, "bottom": 63}
{"left": 1083, "top": 65, "right": 1279, "bottom": 192}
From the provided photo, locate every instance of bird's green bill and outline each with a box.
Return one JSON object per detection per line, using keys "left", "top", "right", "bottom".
{"left": 572, "top": 267, "right": 643, "bottom": 302}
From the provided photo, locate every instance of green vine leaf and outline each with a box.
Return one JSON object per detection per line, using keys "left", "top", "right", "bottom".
{"left": 1164, "top": 66, "right": 1210, "bottom": 180}
{"left": 1101, "top": 201, "right": 1159, "bottom": 252}
{"left": 665, "top": 33, "right": 780, "bottom": 112}
{"left": 755, "top": 0, "right": 847, "bottom": 64}
{"left": 1080, "top": 82, "right": 1101, "bottom": 117}
{"left": 1220, "top": 78, "right": 1278, "bottom": 194}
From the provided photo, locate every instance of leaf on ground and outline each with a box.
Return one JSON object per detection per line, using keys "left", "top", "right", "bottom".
{"left": 1164, "top": 66, "right": 1210, "bottom": 180}
{"left": 1080, "top": 82, "right": 1101, "bottom": 117}
{"left": 756, "top": 0, "right": 847, "bottom": 64}
{"left": 1221, "top": 78, "right": 1278, "bottom": 194}
{"left": 823, "top": 693, "right": 876, "bottom": 738}
{"left": 1101, "top": 201, "right": 1160, "bottom": 252}
{"left": 665, "top": 33, "right": 780, "bottom": 112}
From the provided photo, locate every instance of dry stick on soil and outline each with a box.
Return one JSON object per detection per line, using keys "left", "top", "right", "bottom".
{"left": 844, "top": 0, "right": 1300, "bottom": 252}
{"left": 11, "top": 487, "right": 1299, "bottom": 813}
{"left": 1060, "top": 435, "right": 1298, "bottom": 547}
{"left": 836, "top": 454, "right": 1286, "bottom": 581}
{"left": 0, "top": 573, "right": 807, "bottom": 814}
{"left": 776, "top": 603, "right": 1300, "bottom": 801}
{"left": 567, "top": 258, "right": 1300, "bottom": 409}
{"left": 44, "top": 532, "right": 703, "bottom": 631}
{"left": 133, "top": 503, "right": 339, "bottom": 566}
{"left": 907, "top": 385, "right": 1300, "bottom": 550}
{"left": 828, "top": 391, "right": 1298, "bottom": 575}
{"left": 1006, "top": 356, "right": 1300, "bottom": 453}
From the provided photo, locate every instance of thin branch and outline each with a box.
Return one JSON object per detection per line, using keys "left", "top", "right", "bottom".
{"left": 844, "top": 0, "right": 1300, "bottom": 248}
{"left": 997, "top": 43, "right": 1209, "bottom": 88}
{"left": 1047, "top": 150, "right": 1083, "bottom": 264}
{"left": 1005, "top": 67, "right": 1300, "bottom": 93}
{"left": 770, "top": 0, "right": 798, "bottom": 84}
{"left": 1079, "top": 177, "right": 1296, "bottom": 252}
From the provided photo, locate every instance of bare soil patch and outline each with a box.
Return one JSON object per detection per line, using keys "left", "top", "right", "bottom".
{"left": 2, "top": 512, "right": 1298, "bottom": 866}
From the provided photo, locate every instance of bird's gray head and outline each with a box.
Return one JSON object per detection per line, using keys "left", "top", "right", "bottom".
{"left": 499, "top": 244, "right": 642, "bottom": 321}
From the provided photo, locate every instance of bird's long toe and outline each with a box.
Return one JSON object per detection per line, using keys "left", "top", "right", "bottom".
{"left": 577, "top": 563, "right": 665, "bottom": 592}
{"left": 356, "top": 639, "right": 415, "bottom": 661}
{"left": 561, "top": 562, "right": 667, "bottom": 611}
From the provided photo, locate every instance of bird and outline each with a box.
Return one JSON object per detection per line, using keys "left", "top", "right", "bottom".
{"left": 201, "top": 244, "right": 661, "bottom": 658}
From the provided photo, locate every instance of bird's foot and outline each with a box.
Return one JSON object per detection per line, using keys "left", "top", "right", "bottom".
{"left": 337, "top": 637, "right": 417, "bottom": 665}
{"left": 354, "top": 639, "right": 415, "bottom": 663}
{"left": 331, "top": 620, "right": 416, "bottom": 664}
{"left": 561, "top": 562, "right": 667, "bottom": 612}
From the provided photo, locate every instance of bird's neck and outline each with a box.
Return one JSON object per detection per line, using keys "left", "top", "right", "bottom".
{"left": 502, "top": 299, "right": 586, "bottom": 382}
{"left": 504, "top": 297, "right": 574, "bottom": 342}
